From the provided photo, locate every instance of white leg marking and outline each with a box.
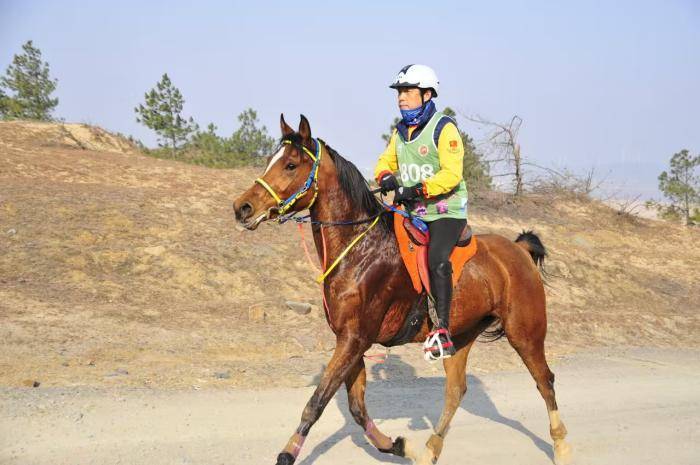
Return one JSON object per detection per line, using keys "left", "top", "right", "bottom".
{"left": 549, "top": 410, "right": 573, "bottom": 465}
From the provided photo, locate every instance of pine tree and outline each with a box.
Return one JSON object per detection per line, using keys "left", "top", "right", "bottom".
{"left": 656, "top": 149, "right": 700, "bottom": 225}
{"left": 0, "top": 40, "right": 59, "bottom": 120}
{"left": 0, "top": 88, "right": 8, "bottom": 117}
{"left": 135, "top": 73, "right": 197, "bottom": 156}
{"left": 380, "top": 117, "right": 401, "bottom": 143}
{"left": 228, "top": 108, "right": 275, "bottom": 157}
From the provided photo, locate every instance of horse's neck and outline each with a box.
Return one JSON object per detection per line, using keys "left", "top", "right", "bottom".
{"left": 308, "top": 178, "right": 384, "bottom": 269}
{"left": 309, "top": 187, "right": 364, "bottom": 259}
{"left": 309, "top": 187, "right": 362, "bottom": 224}
{"left": 307, "top": 147, "right": 391, "bottom": 275}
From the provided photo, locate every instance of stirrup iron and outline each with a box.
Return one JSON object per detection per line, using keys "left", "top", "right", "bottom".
{"left": 423, "top": 328, "right": 453, "bottom": 362}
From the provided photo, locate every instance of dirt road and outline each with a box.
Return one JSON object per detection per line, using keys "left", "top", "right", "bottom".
{"left": 2, "top": 347, "right": 698, "bottom": 465}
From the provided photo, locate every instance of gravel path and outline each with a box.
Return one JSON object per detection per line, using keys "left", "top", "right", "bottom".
{"left": 2, "top": 347, "right": 699, "bottom": 465}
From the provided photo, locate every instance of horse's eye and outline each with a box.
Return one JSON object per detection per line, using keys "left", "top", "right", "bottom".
{"left": 286, "top": 163, "right": 297, "bottom": 171}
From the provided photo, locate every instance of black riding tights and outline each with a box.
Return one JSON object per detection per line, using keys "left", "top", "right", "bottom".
{"left": 427, "top": 217, "right": 467, "bottom": 272}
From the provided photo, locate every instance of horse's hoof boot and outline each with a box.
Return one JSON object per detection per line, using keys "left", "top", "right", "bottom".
{"left": 378, "top": 436, "right": 406, "bottom": 457}
{"left": 276, "top": 452, "right": 295, "bottom": 465}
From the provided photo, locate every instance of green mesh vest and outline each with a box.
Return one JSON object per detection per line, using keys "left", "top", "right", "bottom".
{"left": 395, "top": 112, "right": 468, "bottom": 222}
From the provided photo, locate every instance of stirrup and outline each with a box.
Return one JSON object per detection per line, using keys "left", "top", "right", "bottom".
{"left": 423, "top": 328, "right": 454, "bottom": 362}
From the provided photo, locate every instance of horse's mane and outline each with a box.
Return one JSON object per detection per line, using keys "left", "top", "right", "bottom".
{"left": 280, "top": 134, "right": 390, "bottom": 232}
{"left": 320, "top": 138, "right": 391, "bottom": 232}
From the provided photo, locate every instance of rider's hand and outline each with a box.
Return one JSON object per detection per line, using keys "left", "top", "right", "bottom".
{"left": 379, "top": 173, "right": 400, "bottom": 194}
{"left": 394, "top": 184, "right": 423, "bottom": 204}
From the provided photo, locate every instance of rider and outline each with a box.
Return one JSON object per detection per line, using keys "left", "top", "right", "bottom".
{"left": 374, "top": 64, "right": 467, "bottom": 360}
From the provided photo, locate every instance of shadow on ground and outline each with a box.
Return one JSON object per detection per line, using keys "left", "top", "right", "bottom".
{"left": 297, "top": 354, "right": 552, "bottom": 465}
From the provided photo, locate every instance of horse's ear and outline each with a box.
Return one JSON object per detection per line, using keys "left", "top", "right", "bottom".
{"left": 280, "top": 114, "right": 294, "bottom": 136}
{"left": 298, "top": 114, "right": 312, "bottom": 141}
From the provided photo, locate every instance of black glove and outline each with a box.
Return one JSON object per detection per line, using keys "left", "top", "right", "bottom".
{"left": 394, "top": 184, "right": 423, "bottom": 204}
{"left": 379, "top": 173, "right": 400, "bottom": 193}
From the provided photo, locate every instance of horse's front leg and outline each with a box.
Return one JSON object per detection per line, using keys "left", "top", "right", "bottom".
{"left": 345, "top": 358, "right": 407, "bottom": 457}
{"left": 276, "top": 334, "right": 370, "bottom": 465}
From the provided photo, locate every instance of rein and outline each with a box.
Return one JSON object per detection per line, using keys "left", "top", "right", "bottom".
{"left": 287, "top": 213, "right": 383, "bottom": 284}
{"left": 281, "top": 193, "right": 386, "bottom": 284}
{"left": 255, "top": 139, "right": 388, "bottom": 283}
{"left": 315, "top": 215, "right": 381, "bottom": 283}
{"left": 279, "top": 211, "right": 384, "bottom": 227}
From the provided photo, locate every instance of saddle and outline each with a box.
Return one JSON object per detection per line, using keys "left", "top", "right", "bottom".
{"left": 393, "top": 211, "right": 478, "bottom": 294}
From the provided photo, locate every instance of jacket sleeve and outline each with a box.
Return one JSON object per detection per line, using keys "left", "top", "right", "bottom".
{"left": 374, "top": 131, "right": 399, "bottom": 182}
{"left": 421, "top": 122, "right": 464, "bottom": 197}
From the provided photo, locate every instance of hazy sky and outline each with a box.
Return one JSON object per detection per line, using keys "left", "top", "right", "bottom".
{"left": 2, "top": 0, "right": 698, "bottom": 199}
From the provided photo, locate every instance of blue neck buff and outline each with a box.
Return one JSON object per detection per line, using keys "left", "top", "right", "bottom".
{"left": 400, "top": 99, "right": 435, "bottom": 126}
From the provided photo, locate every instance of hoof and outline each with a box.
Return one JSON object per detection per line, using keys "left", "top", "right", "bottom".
{"left": 402, "top": 437, "right": 420, "bottom": 462}
{"left": 416, "top": 448, "right": 438, "bottom": 465}
{"left": 276, "top": 452, "right": 295, "bottom": 465}
{"left": 378, "top": 436, "right": 405, "bottom": 457}
{"left": 553, "top": 440, "right": 573, "bottom": 465}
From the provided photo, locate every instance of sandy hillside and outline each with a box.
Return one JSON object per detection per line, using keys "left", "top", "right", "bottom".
{"left": 0, "top": 120, "right": 698, "bottom": 390}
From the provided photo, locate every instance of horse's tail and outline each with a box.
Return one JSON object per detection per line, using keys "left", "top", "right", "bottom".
{"left": 515, "top": 230, "right": 547, "bottom": 269}
{"left": 479, "top": 316, "right": 506, "bottom": 342}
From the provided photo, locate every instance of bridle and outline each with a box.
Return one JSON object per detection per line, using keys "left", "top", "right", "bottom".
{"left": 254, "top": 138, "right": 321, "bottom": 219}
{"left": 250, "top": 136, "right": 386, "bottom": 284}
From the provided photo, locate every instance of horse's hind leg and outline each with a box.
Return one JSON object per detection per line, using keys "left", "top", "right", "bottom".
{"left": 412, "top": 339, "right": 474, "bottom": 465}
{"left": 505, "top": 312, "right": 572, "bottom": 465}
{"left": 345, "top": 358, "right": 406, "bottom": 456}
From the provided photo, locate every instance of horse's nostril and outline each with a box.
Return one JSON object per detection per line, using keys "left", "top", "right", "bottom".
{"left": 238, "top": 202, "right": 253, "bottom": 221}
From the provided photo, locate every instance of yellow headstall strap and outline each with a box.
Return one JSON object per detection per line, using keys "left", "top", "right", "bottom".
{"left": 254, "top": 177, "right": 283, "bottom": 205}
{"left": 315, "top": 214, "right": 381, "bottom": 283}
{"left": 305, "top": 144, "right": 322, "bottom": 210}
{"left": 254, "top": 139, "right": 321, "bottom": 214}
{"left": 306, "top": 189, "right": 319, "bottom": 210}
{"left": 283, "top": 139, "right": 317, "bottom": 161}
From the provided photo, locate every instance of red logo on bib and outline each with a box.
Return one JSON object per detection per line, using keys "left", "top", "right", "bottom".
{"left": 419, "top": 145, "right": 429, "bottom": 156}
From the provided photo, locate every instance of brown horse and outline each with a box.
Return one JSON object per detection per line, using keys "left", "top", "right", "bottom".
{"left": 232, "top": 115, "right": 572, "bottom": 465}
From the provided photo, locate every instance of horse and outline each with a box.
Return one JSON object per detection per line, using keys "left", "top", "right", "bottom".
{"left": 232, "top": 114, "right": 572, "bottom": 465}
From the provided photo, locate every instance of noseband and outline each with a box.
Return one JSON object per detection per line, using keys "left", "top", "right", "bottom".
{"left": 255, "top": 138, "right": 321, "bottom": 218}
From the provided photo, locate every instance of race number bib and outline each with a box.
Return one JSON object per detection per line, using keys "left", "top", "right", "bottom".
{"left": 399, "top": 163, "right": 435, "bottom": 183}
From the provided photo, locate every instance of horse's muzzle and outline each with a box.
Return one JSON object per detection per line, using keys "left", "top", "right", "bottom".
{"left": 233, "top": 200, "right": 269, "bottom": 231}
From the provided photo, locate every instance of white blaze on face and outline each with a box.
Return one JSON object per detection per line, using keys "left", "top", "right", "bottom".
{"left": 264, "top": 146, "right": 286, "bottom": 174}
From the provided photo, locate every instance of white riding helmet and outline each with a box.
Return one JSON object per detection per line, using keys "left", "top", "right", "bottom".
{"left": 389, "top": 64, "right": 440, "bottom": 97}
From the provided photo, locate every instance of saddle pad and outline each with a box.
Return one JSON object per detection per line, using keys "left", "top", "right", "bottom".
{"left": 393, "top": 212, "right": 478, "bottom": 294}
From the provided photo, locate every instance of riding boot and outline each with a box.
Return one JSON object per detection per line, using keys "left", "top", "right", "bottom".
{"left": 425, "top": 261, "right": 457, "bottom": 359}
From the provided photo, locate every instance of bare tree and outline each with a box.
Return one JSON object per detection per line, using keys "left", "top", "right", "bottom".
{"left": 525, "top": 163, "right": 608, "bottom": 198}
{"left": 461, "top": 113, "right": 525, "bottom": 196}
{"left": 615, "top": 194, "right": 643, "bottom": 220}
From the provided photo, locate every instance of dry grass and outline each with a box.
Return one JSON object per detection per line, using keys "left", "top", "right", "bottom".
{"left": 1, "top": 121, "right": 698, "bottom": 389}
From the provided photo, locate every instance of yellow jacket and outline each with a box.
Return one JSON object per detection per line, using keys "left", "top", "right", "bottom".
{"left": 374, "top": 122, "right": 464, "bottom": 197}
